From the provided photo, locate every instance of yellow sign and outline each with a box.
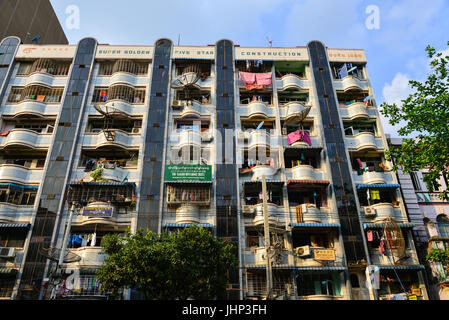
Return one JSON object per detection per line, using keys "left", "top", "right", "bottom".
{"left": 313, "top": 249, "right": 336, "bottom": 261}
{"left": 408, "top": 295, "right": 418, "bottom": 300}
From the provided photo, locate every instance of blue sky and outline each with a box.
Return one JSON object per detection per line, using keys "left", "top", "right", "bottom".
{"left": 50, "top": 0, "right": 449, "bottom": 137}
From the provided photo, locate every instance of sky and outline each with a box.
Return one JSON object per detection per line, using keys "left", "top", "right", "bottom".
{"left": 49, "top": 0, "right": 449, "bottom": 138}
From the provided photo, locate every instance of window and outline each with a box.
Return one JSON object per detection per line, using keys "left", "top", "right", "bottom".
{"left": 437, "top": 215, "right": 449, "bottom": 238}
{"left": 410, "top": 172, "right": 421, "bottom": 191}
{"left": 422, "top": 172, "right": 441, "bottom": 192}
{"left": 91, "top": 86, "right": 146, "bottom": 104}
{"left": 0, "top": 230, "right": 27, "bottom": 248}
{"left": 296, "top": 273, "right": 340, "bottom": 296}
{"left": 166, "top": 185, "right": 210, "bottom": 205}
{"left": 7, "top": 86, "right": 64, "bottom": 103}
{"left": 0, "top": 185, "right": 37, "bottom": 206}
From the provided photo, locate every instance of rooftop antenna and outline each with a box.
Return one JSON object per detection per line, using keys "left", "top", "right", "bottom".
{"left": 266, "top": 37, "right": 273, "bottom": 47}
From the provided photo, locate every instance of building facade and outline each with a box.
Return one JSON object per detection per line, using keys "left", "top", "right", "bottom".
{"left": 390, "top": 138, "right": 449, "bottom": 300}
{"left": 0, "top": 0, "right": 68, "bottom": 45}
{"left": 0, "top": 36, "right": 429, "bottom": 300}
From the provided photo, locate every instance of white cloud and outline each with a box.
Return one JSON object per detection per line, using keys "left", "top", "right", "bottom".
{"left": 382, "top": 72, "right": 412, "bottom": 105}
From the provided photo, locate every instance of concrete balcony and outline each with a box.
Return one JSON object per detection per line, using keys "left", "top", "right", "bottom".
{"left": 247, "top": 101, "right": 270, "bottom": 119}
{"left": 0, "top": 203, "right": 35, "bottom": 223}
{"left": 277, "top": 74, "right": 308, "bottom": 90}
{"left": 244, "top": 247, "right": 290, "bottom": 266}
{"left": 283, "top": 135, "right": 321, "bottom": 148}
{"left": 72, "top": 167, "right": 139, "bottom": 184}
{"left": 179, "top": 101, "right": 203, "bottom": 119}
{"left": 178, "top": 129, "right": 202, "bottom": 148}
{"left": 248, "top": 130, "right": 274, "bottom": 150}
{"left": 290, "top": 165, "right": 323, "bottom": 181}
{"left": 363, "top": 203, "right": 396, "bottom": 221}
{"left": 23, "top": 72, "right": 68, "bottom": 87}
{"left": 2, "top": 101, "right": 60, "bottom": 117}
{"left": 333, "top": 75, "right": 369, "bottom": 92}
{"left": 109, "top": 72, "right": 141, "bottom": 87}
{"left": 252, "top": 203, "right": 284, "bottom": 226}
{"left": 67, "top": 247, "right": 106, "bottom": 267}
{"left": 0, "top": 164, "right": 43, "bottom": 184}
{"left": 294, "top": 247, "right": 343, "bottom": 268}
{"left": 251, "top": 165, "right": 278, "bottom": 180}
{"left": 353, "top": 171, "right": 393, "bottom": 185}
{"left": 282, "top": 102, "right": 311, "bottom": 123}
{"left": 83, "top": 130, "right": 141, "bottom": 149}
{"left": 369, "top": 249, "right": 420, "bottom": 266}
{"left": 345, "top": 132, "right": 383, "bottom": 151}
{"left": 90, "top": 101, "right": 146, "bottom": 117}
{"left": 175, "top": 204, "right": 200, "bottom": 224}
{"left": 290, "top": 204, "right": 323, "bottom": 223}
{"left": 0, "top": 129, "right": 52, "bottom": 149}
{"left": 339, "top": 102, "right": 373, "bottom": 120}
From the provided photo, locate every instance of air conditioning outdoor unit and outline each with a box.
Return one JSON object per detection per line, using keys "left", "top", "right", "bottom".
{"left": 172, "top": 100, "right": 183, "bottom": 108}
{"left": 364, "top": 207, "right": 376, "bottom": 217}
{"left": 0, "top": 247, "right": 15, "bottom": 258}
{"left": 242, "top": 205, "right": 255, "bottom": 214}
{"left": 294, "top": 245, "right": 311, "bottom": 258}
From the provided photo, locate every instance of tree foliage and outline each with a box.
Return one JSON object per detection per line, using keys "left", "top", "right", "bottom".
{"left": 95, "top": 227, "right": 238, "bottom": 300}
{"left": 380, "top": 41, "right": 449, "bottom": 201}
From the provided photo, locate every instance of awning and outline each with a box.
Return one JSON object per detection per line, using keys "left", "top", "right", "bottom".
{"left": 244, "top": 180, "right": 285, "bottom": 186}
{"left": 162, "top": 223, "right": 214, "bottom": 228}
{"left": 0, "top": 183, "right": 39, "bottom": 190}
{"left": 0, "top": 223, "right": 31, "bottom": 230}
{"left": 291, "top": 223, "right": 340, "bottom": 228}
{"left": 164, "top": 181, "right": 212, "bottom": 184}
{"left": 375, "top": 265, "right": 425, "bottom": 271}
{"left": 245, "top": 264, "right": 296, "bottom": 270}
{"left": 287, "top": 180, "right": 330, "bottom": 186}
{"left": 356, "top": 184, "right": 400, "bottom": 190}
{"left": 295, "top": 266, "right": 346, "bottom": 272}
{"left": 363, "top": 222, "right": 415, "bottom": 229}
{"left": 69, "top": 181, "right": 136, "bottom": 187}
{"left": 0, "top": 268, "right": 18, "bottom": 275}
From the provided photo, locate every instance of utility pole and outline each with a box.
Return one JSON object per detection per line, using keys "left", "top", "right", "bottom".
{"left": 58, "top": 203, "right": 76, "bottom": 267}
{"left": 261, "top": 175, "right": 273, "bottom": 299}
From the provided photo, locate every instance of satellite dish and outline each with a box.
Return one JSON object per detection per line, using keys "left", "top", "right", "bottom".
{"left": 379, "top": 217, "right": 407, "bottom": 263}
{"left": 40, "top": 247, "right": 81, "bottom": 263}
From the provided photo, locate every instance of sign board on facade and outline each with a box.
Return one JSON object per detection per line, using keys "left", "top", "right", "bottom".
{"left": 165, "top": 165, "right": 212, "bottom": 182}
{"left": 82, "top": 207, "right": 114, "bottom": 217}
{"left": 96, "top": 46, "right": 153, "bottom": 59}
{"left": 235, "top": 47, "right": 309, "bottom": 61}
{"left": 328, "top": 49, "right": 366, "bottom": 63}
{"left": 172, "top": 46, "right": 215, "bottom": 59}
{"left": 313, "top": 249, "right": 336, "bottom": 261}
{"left": 16, "top": 45, "right": 77, "bottom": 58}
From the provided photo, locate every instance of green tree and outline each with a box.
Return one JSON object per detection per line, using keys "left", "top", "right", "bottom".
{"left": 381, "top": 41, "right": 449, "bottom": 201}
{"left": 95, "top": 226, "right": 238, "bottom": 300}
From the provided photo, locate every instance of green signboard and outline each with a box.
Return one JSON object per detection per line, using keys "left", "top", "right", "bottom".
{"left": 165, "top": 165, "right": 212, "bottom": 182}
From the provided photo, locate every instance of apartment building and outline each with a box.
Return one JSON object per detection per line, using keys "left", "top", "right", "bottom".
{"left": 390, "top": 138, "right": 449, "bottom": 300}
{"left": 0, "top": 36, "right": 429, "bottom": 300}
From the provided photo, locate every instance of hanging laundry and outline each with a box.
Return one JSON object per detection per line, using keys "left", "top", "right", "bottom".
{"left": 255, "top": 72, "right": 272, "bottom": 86}
{"left": 356, "top": 158, "right": 363, "bottom": 169}
{"left": 379, "top": 240, "right": 386, "bottom": 254}
{"left": 370, "top": 189, "right": 380, "bottom": 200}
{"left": 245, "top": 83, "right": 263, "bottom": 90}
{"left": 90, "top": 232, "right": 97, "bottom": 247}
{"left": 239, "top": 71, "right": 256, "bottom": 84}
{"left": 301, "top": 131, "right": 312, "bottom": 146}
{"left": 287, "top": 130, "right": 301, "bottom": 145}
{"left": 367, "top": 231, "right": 373, "bottom": 241}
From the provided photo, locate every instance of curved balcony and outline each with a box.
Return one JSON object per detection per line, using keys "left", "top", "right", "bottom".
{"left": 335, "top": 75, "right": 368, "bottom": 92}
{"left": 0, "top": 203, "right": 35, "bottom": 222}
{"left": 83, "top": 130, "right": 140, "bottom": 149}
{"left": 176, "top": 204, "right": 200, "bottom": 224}
{"left": 342, "top": 102, "right": 370, "bottom": 120}
{"left": 292, "top": 165, "right": 317, "bottom": 181}
{"left": 101, "top": 167, "right": 137, "bottom": 183}
{"left": 178, "top": 130, "right": 202, "bottom": 148}
{"left": 248, "top": 130, "right": 271, "bottom": 150}
{"left": 299, "top": 204, "right": 322, "bottom": 223}
{"left": 109, "top": 72, "right": 141, "bottom": 87}
{"left": 361, "top": 171, "right": 389, "bottom": 185}
{"left": 283, "top": 102, "right": 311, "bottom": 123}
{"left": 253, "top": 203, "right": 282, "bottom": 226}
{"left": 278, "top": 74, "right": 307, "bottom": 90}
{"left": 0, "top": 164, "right": 43, "bottom": 184}
{"left": 68, "top": 247, "right": 106, "bottom": 267}
{"left": 247, "top": 101, "right": 269, "bottom": 119}
{"left": 2, "top": 100, "right": 60, "bottom": 117}
{"left": 180, "top": 101, "right": 202, "bottom": 119}
{"left": 251, "top": 165, "right": 277, "bottom": 180}
{"left": 92, "top": 101, "right": 145, "bottom": 118}
{"left": 0, "top": 129, "right": 52, "bottom": 149}
{"left": 24, "top": 72, "right": 62, "bottom": 87}
{"left": 346, "top": 132, "right": 380, "bottom": 151}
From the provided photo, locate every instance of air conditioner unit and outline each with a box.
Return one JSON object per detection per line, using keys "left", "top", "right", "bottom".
{"left": 132, "top": 127, "right": 141, "bottom": 134}
{"left": 242, "top": 205, "right": 255, "bottom": 214}
{"left": 0, "top": 247, "right": 15, "bottom": 258}
{"left": 364, "top": 207, "right": 376, "bottom": 217}
{"left": 294, "top": 245, "right": 311, "bottom": 257}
